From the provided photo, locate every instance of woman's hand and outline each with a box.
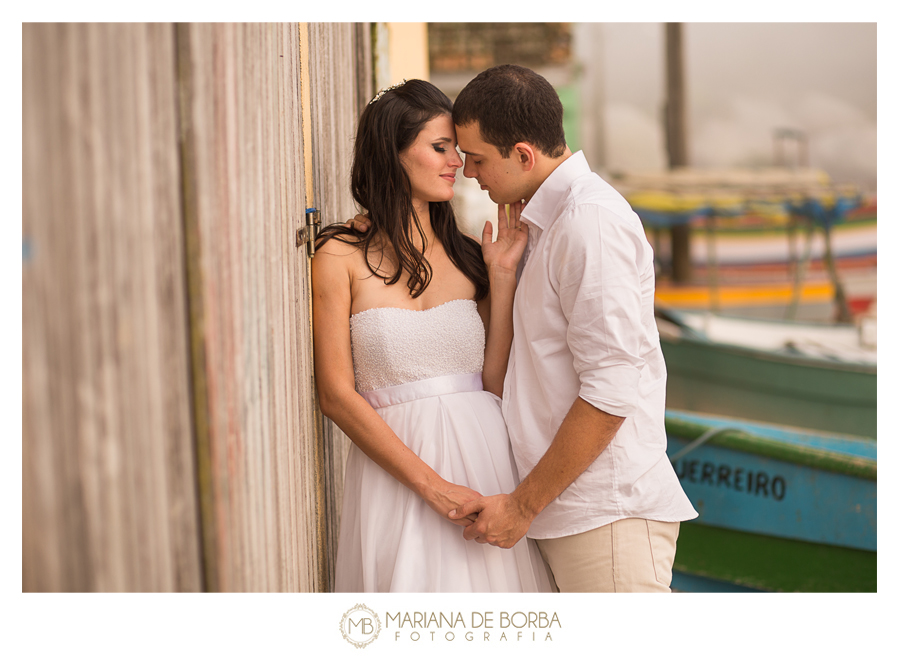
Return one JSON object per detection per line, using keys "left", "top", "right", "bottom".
{"left": 424, "top": 480, "right": 483, "bottom": 527}
{"left": 481, "top": 202, "right": 528, "bottom": 275}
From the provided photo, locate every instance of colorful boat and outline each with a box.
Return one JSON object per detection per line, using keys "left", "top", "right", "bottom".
{"left": 666, "top": 410, "right": 876, "bottom": 592}
{"left": 657, "top": 308, "right": 876, "bottom": 439}
{"left": 612, "top": 168, "right": 876, "bottom": 322}
{"left": 652, "top": 207, "right": 876, "bottom": 322}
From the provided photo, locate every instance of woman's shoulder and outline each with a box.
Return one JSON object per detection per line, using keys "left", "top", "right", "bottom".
{"left": 313, "top": 229, "right": 389, "bottom": 284}
{"left": 311, "top": 234, "right": 359, "bottom": 320}
{"left": 316, "top": 232, "right": 365, "bottom": 258}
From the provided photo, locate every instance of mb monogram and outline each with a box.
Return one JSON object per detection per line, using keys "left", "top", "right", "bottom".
{"left": 340, "top": 604, "right": 382, "bottom": 648}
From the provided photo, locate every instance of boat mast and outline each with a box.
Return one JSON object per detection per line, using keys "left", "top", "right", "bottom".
{"left": 665, "top": 22, "right": 692, "bottom": 283}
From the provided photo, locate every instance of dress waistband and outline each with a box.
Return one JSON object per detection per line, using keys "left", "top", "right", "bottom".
{"left": 360, "top": 372, "right": 483, "bottom": 409}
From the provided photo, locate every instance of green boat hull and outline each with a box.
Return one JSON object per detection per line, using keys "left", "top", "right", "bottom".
{"left": 661, "top": 334, "right": 877, "bottom": 439}
{"left": 674, "top": 523, "right": 876, "bottom": 593}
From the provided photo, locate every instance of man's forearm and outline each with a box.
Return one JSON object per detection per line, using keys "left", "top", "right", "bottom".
{"left": 511, "top": 396, "right": 624, "bottom": 519}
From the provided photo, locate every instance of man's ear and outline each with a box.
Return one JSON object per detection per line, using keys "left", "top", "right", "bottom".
{"left": 513, "top": 142, "right": 537, "bottom": 172}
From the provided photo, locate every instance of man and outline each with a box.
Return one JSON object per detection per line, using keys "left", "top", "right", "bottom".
{"left": 446, "top": 64, "right": 697, "bottom": 593}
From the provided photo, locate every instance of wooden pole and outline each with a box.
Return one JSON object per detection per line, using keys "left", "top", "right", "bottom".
{"left": 822, "top": 225, "right": 853, "bottom": 323}
{"left": 705, "top": 211, "right": 719, "bottom": 312}
{"left": 665, "top": 23, "right": 692, "bottom": 283}
{"left": 787, "top": 215, "right": 815, "bottom": 320}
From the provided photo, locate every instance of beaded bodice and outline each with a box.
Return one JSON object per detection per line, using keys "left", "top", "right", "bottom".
{"left": 349, "top": 299, "right": 485, "bottom": 393}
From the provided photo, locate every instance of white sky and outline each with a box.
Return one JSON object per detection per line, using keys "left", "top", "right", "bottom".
{"left": 600, "top": 23, "right": 877, "bottom": 188}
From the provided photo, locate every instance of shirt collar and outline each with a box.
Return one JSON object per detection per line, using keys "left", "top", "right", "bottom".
{"left": 520, "top": 150, "right": 590, "bottom": 231}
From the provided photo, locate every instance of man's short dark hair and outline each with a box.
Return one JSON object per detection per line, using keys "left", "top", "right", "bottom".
{"left": 452, "top": 64, "right": 567, "bottom": 158}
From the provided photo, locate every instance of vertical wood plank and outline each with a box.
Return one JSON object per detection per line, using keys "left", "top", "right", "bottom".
{"left": 22, "top": 23, "right": 202, "bottom": 592}
{"left": 179, "top": 22, "right": 322, "bottom": 592}
{"left": 306, "top": 21, "right": 373, "bottom": 592}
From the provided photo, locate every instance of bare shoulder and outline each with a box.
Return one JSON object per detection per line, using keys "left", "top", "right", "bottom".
{"left": 315, "top": 231, "right": 366, "bottom": 258}
{"left": 314, "top": 232, "right": 372, "bottom": 269}
{"left": 312, "top": 235, "right": 363, "bottom": 291}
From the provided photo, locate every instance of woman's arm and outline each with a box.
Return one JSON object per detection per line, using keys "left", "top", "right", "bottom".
{"left": 312, "top": 243, "right": 481, "bottom": 525}
{"left": 478, "top": 202, "right": 528, "bottom": 397}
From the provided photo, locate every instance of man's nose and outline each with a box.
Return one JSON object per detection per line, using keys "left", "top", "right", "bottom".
{"left": 462, "top": 158, "right": 475, "bottom": 179}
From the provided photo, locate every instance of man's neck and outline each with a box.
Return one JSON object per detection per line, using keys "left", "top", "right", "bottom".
{"left": 523, "top": 147, "right": 574, "bottom": 204}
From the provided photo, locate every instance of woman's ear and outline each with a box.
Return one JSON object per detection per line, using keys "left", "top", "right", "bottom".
{"left": 513, "top": 142, "right": 537, "bottom": 172}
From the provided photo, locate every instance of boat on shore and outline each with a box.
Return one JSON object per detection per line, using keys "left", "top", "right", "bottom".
{"left": 666, "top": 410, "right": 876, "bottom": 592}
{"left": 656, "top": 307, "right": 876, "bottom": 439}
{"left": 652, "top": 213, "right": 876, "bottom": 322}
{"left": 613, "top": 167, "right": 876, "bottom": 323}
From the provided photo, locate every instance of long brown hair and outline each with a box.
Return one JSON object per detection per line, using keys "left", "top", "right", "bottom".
{"left": 316, "top": 79, "right": 488, "bottom": 300}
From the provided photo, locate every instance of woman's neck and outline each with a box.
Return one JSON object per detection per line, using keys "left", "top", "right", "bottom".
{"left": 409, "top": 199, "right": 436, "bottom": 251}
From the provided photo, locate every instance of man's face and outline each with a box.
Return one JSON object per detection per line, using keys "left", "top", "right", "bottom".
{"left": 455, "top": 122, "right": 528, "bottom": 204}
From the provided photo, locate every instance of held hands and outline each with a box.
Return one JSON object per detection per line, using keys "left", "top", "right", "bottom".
{"left": 481, "top": 202, "right": 529, "bottom": 276}
{"left": 426, "top": 480, "right": 483, "bottom": 527}
{"left": 448, "top": 493, "right": 535, "bottom": 549}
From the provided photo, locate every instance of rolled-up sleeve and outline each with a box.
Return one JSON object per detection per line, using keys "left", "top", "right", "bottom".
{"left": 552, "top": 204, "right": 645, "bottom": 417}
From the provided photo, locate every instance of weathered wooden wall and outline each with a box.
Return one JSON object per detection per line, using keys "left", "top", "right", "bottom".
{"left": 305, "top": 21, "right": 373, "bottom": 593}
{"left": 23, "top": 23, "right": 202, "bottom": 592}
{"left": 22, "top": 22, "right": 370, "bottom": 592}
{"left": 308, "top": 23, "right": 371, "bottom": 226}
{"left": 177, "top": 22, "right": 324, "bottom": 592}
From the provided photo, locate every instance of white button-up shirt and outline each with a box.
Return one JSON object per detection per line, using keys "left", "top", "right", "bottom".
{"left": 502, "top": 151, "right": 697, "bottom": 539}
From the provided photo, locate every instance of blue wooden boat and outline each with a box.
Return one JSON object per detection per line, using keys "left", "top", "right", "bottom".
{"left": 665, "top": 409, "right": 876, "bottom": 592}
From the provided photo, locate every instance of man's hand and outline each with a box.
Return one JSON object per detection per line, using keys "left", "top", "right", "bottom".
{"left": 448, "top": 493, "right": 535, "bottom": 548}
{"left": 452, "top": 399, "right": 624, "bottom": 548}
{"left": 346, "top": 214, "right": 371, "bottom": 232}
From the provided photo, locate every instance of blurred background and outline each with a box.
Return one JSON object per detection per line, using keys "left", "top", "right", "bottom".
{"left": 381, "top": 23, "right": 877, "bottom": 326}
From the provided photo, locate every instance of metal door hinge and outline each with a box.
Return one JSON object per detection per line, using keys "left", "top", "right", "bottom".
{"left": 297, "top": 207, "right": 321, "bottom": 257}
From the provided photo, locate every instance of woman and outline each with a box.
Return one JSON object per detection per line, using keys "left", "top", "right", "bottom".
{"left": 312, "top": 79, "right": 551, "bottom": 592}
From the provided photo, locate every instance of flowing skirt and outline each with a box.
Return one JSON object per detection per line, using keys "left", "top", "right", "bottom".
{"left": 334, "top": 373, "right": 553, "bottom": 593}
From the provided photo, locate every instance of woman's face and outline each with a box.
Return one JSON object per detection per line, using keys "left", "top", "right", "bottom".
{"left": 399, "top": 113, "right": 463, "bottom": 205}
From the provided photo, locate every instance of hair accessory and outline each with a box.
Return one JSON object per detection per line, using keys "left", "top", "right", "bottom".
{"left": 368, "top": 79, "right": 408, "bottom": 105}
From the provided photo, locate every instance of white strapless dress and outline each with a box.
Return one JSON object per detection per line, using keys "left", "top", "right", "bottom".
{"left": 334, "top": 299, "right": 553, "bottom": 592}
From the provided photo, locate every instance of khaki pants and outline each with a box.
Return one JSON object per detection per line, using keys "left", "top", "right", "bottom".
{"left": 536, "top": 518, "right": 680, "bottom": 593}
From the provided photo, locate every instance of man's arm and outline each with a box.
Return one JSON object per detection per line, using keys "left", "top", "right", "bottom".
{"left": 451, "top": 205, "right": 643, "bottom": 547}
{"left": 450, "top": 396, "right": 623, "bottom": 548}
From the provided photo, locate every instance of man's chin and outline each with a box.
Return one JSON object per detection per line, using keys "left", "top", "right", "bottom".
{"left": 486, "top": 190, "right": 515, "bottom": 205}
